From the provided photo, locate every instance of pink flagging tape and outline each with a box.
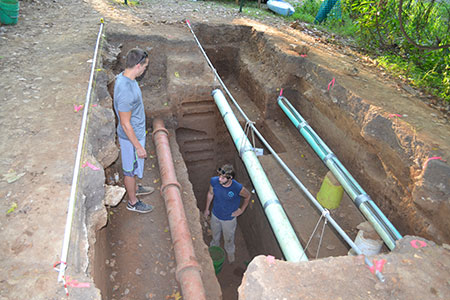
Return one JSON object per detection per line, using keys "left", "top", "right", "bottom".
{"left": 300, "top": 54, "right": 308, "bottom": 58}
{"left": 92, "top": 104, "right": 98, "bottom": 107}
{"left": 61, "top": 276, "right": 91, "bottom": 297}
{"left": 279, "top": 88, "right": 284, "bottom": 97}
{"left": 82, "top": 162, "right": 100, "bottom": 171}
{"left": 74, "top": 104, "right": 84, "bottom": 112}
{"left": 65, "top": 276, "right": 90, "bottom": 288}
{"left": 327, "top": 78, "right": 335, "bottom": 91}
{"left": 388, "top": 114, "right": 402, "bottom": 118}
{"left": 368, "top": 259, "right": 386, "bottom": 274}
{"left": 424, "top": 156, "right": 443, "bottom": 169}
{"left": 410, "top": 239, "right": 427, "bottom": 249}
{"left": 186, "top": 19, "right": 190, "bottom": 26}
{"left": 266, "top": 255, "right": 276, "bottom": 266}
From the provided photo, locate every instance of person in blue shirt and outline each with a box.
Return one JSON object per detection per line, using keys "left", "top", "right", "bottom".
{"left": 114, "top": 48, "right": 154, "bottom": 213}
{"left": 204, "top": 164, "right": 251, "bottom": 263}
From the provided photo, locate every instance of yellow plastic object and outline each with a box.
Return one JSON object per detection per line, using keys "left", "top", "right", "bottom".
{"left": 316, "top": 171, "right": 344, "bottom": 209}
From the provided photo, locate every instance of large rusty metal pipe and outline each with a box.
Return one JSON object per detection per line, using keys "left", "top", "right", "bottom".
{"left": 152, "top": 118, "right": 206, "bottom": 300}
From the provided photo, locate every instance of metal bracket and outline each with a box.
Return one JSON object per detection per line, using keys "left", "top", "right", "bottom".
{"left": 297, "top": 120, "right": 308, "bottom": 131}
{"left": 355, "top": 194, "right": 371, "bottom": 208}
{"left": 239, "top": 145, "right": 253, "bottom": 157}
{"left": 323, "top": 153, "right": 336, "bottom": 163}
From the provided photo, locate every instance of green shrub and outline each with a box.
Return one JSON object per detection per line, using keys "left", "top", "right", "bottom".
{"left": 290, "top": 0, "right": 450, "bottom": 103}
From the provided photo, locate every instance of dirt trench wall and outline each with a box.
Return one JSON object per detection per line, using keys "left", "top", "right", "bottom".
{"left": 194, "top": 23, "right": 450, "bottom": 245}
{"left": 57, "top": 40, "right": 121, "bottom": 299}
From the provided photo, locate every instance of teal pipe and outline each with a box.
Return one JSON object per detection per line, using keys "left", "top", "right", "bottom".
{"left": 213, "top": 89, "right": 308, "bottom": 262}
{"left": 278, "top": 96, "right": 402, "bottom": 250}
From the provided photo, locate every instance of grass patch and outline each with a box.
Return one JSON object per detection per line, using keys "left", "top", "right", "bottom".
{"left": 377, "top": 54, "right": 450, "bottom": 102}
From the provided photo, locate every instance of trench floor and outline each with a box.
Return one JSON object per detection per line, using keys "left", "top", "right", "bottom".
{"left": 105, "top": 140, "right": 180, "bottom": 300}
{"left": 203, "top": 222, "right": 252, "bottom": 300}
{"left": 105, "top": 138, "right": 255, "bottom": 300}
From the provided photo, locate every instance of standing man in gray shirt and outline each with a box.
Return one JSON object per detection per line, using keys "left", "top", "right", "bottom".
{"left": 114, "top": 48, "right": 154, "bottom": 213}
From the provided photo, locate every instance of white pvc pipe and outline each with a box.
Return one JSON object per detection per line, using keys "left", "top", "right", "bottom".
{"left": 57, "top": 20, "right": 104, "bottom": 283}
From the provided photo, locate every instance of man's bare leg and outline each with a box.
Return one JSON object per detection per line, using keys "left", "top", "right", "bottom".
{"left": 124, "top": 175, "right": 137, "bottom": 205}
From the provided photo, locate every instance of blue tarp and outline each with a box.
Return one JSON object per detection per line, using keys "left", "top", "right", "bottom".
{"left": 267, "top": 0, "right": 295, "bottom": 16}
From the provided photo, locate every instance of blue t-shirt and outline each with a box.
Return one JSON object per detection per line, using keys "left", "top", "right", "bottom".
{"left": 211, "top": 176, "right": 243, "bottom": 221}
{"left": 113, "top": 72, "right": 146, "bottom": 140}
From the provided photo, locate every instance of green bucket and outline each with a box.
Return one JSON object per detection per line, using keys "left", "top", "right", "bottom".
{"left": 209, "top": 246, "right": 225, "bottom": 275}
{"left": 0, "top": 0, "right": 19, "bottom": 25}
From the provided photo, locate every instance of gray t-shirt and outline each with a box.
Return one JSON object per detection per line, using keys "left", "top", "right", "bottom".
{"left": 113, "top": 72, "right": 146, "bottom": 140}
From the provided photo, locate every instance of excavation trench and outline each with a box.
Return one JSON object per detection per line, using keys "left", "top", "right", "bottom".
{"left": 92, "top": 23, "right": 421, "bottom": 299}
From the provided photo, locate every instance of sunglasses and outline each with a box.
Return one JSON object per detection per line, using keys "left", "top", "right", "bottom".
{"left": 136, "top": 51, "right": 148, "bottom": 66}
{"left": 217, "top": 168, "right": 232, "bottom": 179}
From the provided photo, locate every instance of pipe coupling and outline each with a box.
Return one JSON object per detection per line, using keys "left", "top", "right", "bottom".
{"left": 263, "top": 198, "right": 281, "bottom": 210}
{"left": 175, "top": 259, "right": 202, "bottom": 282}
{"left": 152, "top": 127, "right": 169, "bottom": 141}
{"left": 161, "top": 181, "right": 182, "bottom": 194}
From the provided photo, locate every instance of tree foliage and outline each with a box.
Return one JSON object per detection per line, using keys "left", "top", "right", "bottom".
{"left": 344, "top": 0, "right": 450, "bottom": 102}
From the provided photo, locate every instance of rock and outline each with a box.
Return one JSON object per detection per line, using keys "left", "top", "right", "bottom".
{"left": 88, "top": 105, "right": 119, "bottom": 168}
{"left": 326, "top": 244, "right": 336, "bottom": 250}
{"left": 402, "top": 84, "right": 419, "bottom": 96}
{"left": 343, "top": 66, "right": 359, "bottom": 76}
{"left": 109, "top": 271, "right": 118, "bottom": 282}
{"left": 412, "top": 159, "right": 450, "bottom": 242}
{"left": 103, "top": 185, "right": 126, "bottom": 207}
{"left": 290, "top": 43, "right": 310, "bottom": 55}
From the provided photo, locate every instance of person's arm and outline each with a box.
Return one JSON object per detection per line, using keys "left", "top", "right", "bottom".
{"left": 204, "top": 185, "right": 214, "bottom": 217}
{"left": 118, "top": 110, "right": 147, "bottom": 159}
{"left": 232, "top": 187, "right": 251, "bottom": 217}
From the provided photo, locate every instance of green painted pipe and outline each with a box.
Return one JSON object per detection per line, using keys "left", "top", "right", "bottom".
{"left": 278, "top": 96, "right": 402, "bottom": 250}
{"left": 213, "top": 89, "right": 308, "bottom": 262}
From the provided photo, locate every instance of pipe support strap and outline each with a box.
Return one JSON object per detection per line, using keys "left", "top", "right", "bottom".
{"left": 355, "top": 194, "right": 370, "bottom": 208}
{"left": 263, "top": 199, "right": 281, "bottom": 210}
{"left": 239, "top": 145, "right": 254, "bottom": 157}
{"left": 323, "top": 153, "right": 336, "bottom": 163}
{"left": 297, "top": 120, "right": 309, "bottom": 131}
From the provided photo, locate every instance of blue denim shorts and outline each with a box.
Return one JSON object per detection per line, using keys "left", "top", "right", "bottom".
{"left": 119, "top": 137, "right": 146, "bottom": 178}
